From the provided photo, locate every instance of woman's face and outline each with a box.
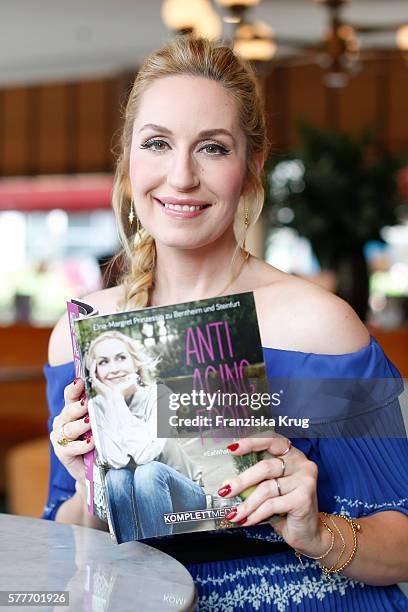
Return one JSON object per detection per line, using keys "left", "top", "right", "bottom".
{"left": 129, "top": 74, "right": 248, "bottom": 251}
{"left": 93, "top": 338, "right": 135, "bottom": 387}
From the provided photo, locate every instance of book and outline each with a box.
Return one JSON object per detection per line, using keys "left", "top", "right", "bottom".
{"left": 67, "top": 292, "right": 276, "bottom": 543}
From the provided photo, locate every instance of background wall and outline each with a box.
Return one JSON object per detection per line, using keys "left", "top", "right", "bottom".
{"left": 1, "top": 55, "right": 408, "bottom": 179}
{"left": 265, "top": 57, "right": 408, "bottom": 153}
{"left": 0, "top": 75, "right": 128, "bottom": 176}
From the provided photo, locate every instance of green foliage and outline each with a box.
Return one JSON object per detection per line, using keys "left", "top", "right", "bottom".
{"left": 265, "top": 123, "right": 406, "bottom": 269}
{"left": 232, "top": 451, "right": 264, "bottom": 501}
{"left": 232, "top": 451, "right": 262, "bottom": 474}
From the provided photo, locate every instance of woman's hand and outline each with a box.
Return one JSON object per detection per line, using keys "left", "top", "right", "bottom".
{"left": 115, "top": 373, "right": 140, "bottom": 399}
{"left": 220, "top": 436, "right": 327, "bottom": 556}
{"left": 50, "top": 377, "right": 95, "bottom": 488}
{"left": 89, "top": 361, "right": 113, "bottom": 398}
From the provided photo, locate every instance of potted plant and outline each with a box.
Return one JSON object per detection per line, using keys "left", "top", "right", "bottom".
{"left": 265, "top": 123, "right": 405, "bottom": 321}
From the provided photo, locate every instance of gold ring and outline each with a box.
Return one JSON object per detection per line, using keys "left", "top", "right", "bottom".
{"left": 275, "top": 478, "right": 282, "bottom": 496}
{"left": 279, "top": 440, "right": 292, "bottom": 457}
{"left": 57, "top": 424, "right": 72, "bottom": 447}
{"left": 277, "top": 457, "right": 286, "bottom": 478}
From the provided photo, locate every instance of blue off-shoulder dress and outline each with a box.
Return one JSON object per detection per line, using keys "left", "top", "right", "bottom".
{"left": 43, "top": 336, "right": 408, "bottom": 612}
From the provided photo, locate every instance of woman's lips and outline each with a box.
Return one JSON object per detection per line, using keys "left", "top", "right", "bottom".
{"left": 106, "top": 376, "right": 127, "bottom": 384}
{"left": 154, "top": 197, "right": 210, "bottom": 218}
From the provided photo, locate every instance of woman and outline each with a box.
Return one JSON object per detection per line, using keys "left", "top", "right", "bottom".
{"left": 44, "top": 36, "right": 408, "bottom": 610}
{"left": 85, "top": 330, "right": 206, "bottom": 540}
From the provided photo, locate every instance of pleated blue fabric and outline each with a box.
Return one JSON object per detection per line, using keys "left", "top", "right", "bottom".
{"left": 186, "top": 337, "right": 408, "bottom": 611}
{"left": 43, "top": 336, "right": 408, "bottom": 611}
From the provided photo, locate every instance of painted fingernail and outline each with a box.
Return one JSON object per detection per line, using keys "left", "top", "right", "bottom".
{"left": 218, "top": 484, "right": 231, "bottom": 497}
{"left": 73, "top": 377, "right": 81, "bottom": 385}
{"left": 86, "top": 436, "right": 92, "bottom": 444}
{"left": 236, "top": 517, "right": 248, "bottom": 525}
{"left": 80, "top": 398, "right": 86, "bottom": 406}
{"left": 84, "top": 415, "right": 90, "bottom": 423}
{"left": 225, "top": 508, "right": 238, "bottom": 521}
{"left": 227, "top": 443, "right": 239, "bottom": 452}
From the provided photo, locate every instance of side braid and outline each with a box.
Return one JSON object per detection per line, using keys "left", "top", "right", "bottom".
{"left": 120, "top": 230, "right": 156, "bottom": 309}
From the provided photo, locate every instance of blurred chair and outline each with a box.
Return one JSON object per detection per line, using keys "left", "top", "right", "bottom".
{"left": 5, "top": 436, "right": 49, "bottom": 517}
{"left": 0, "top": 325, "right": 50, "bottom": 494}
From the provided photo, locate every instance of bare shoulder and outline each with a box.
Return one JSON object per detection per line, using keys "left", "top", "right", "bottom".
{"left": 254, "top": 275, "right": 370, "bottom": 355}
{"left": 48, "top": 286, "right": 124, "bottom": 366}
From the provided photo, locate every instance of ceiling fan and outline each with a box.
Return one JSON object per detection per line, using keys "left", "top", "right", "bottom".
{"left": 216, "top": 0, "right": 408, "bottom": 86}
{"left": 162, "top": 1, "right": 408, "bottom": 86}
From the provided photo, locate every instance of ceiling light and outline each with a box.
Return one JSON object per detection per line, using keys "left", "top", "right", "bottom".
{"left": 397, "top": 25, "right": 408, "bottom": 51}
{"left": 337, "top": 24, "right": 356, "bottom": 42}
{"left": 197, "top": 7, "right": 222, "bottom": 39}
{"left": 216, "top": 0, "right": 261, "bottom": 6}
{"left": 234, "top": 22, "right": 277, "bottom": 61}
{"left": 234, "top": 38, "right": 277, "bottom": 61}
{"left": 236, "top": 21, "right": 273, "bottom": 40}
{"left": 162, "top": 0, "right": 221, "bottom": 38}
{"left": 215, "top": 0, "right": 261, "bottom": 25}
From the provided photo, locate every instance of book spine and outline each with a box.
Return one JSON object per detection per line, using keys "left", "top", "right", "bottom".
{"left": 67, "top": 301, "right": 95, "bottom": 516}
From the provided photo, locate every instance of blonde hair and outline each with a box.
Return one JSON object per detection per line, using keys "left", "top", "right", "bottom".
{"left": 112, "top": 36, "right": 269, "bottom": 310}
{"left": 86, "top": 331, "right": 158, "bottom": 385}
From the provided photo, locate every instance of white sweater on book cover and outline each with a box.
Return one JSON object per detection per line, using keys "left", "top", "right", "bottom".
{"left": 89, "top": 383, "right": 202, "bottom": 484}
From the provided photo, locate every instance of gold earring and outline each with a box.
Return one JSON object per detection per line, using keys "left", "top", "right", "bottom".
{"left": 133, "top": 216, "right": 143, "bottom": 246}
{"left": 242, "top": 201, "right": 249, "bottom": 253}
{"left": 136, "top": 216, "right": 142, "bottom": 240}
{"left": 128, "top": 199, "right": 136, "bottom": 226}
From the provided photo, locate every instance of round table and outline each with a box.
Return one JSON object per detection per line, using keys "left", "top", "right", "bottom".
{"left": 0, "top": 513, "right": 196, "bottom": 612}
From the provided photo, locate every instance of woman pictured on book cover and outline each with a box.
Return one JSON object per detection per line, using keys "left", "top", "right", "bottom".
{"left": 85, "top": 330, "right": 207, "bottom": 541}
{"left": 45, "top": 36, "right": 408, "bottom": 611}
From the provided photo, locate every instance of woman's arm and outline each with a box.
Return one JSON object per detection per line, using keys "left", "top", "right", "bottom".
{"left": 224, "top": 437, "right": 408, "bottom": 586}
{"left": 228, "top": 286, "right": 408, "bottom": 585}
{"left": 55, "top": 482, "right": 108, "bottom": 531}
{"left": 304, "top": 510, "right": 408, "bottom": 586}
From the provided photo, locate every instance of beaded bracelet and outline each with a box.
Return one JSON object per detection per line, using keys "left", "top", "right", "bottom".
{"left": 320, "top": 513, "right": 361, "bottom": 575}
{"left": 323, "top": 513, "right": 347, "bottom": 573}
{"left": 294, "top": 515, "right": 335, "bottom": 568}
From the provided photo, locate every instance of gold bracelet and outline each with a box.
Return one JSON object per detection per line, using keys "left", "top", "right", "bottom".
{"left": 320, "top": 514, "right": 361, "bottom": 575}
{"left": 323, "top": 513, "right": 347, "bottom": 573}
{"left": 294, "top": 515, "right": 335, "bottom": 568}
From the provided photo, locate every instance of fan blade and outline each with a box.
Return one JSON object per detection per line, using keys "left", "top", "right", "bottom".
{"left": 274, "top": 36, "right": 323, "bottom": 52}
{"left": 270, "top": 55, "right": 319, "bottom": 68}
{"left": 351, "top": 21, "right": 408, "bottom": 34}
{"left": 358, "top": 48, "right": 404, "bottom": 59}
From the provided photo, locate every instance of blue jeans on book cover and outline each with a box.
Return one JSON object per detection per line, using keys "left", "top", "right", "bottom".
{"left": 105, "top": 461, "right": 207, "bottom": 542}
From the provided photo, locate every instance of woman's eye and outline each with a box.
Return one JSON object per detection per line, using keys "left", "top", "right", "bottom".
{"left": 200, "top": 143, "right": 230, "bottom": 156}
{"left": 98, "top": 359, "right": 108, "bottom": 366}
{"left": 140, "top": 139, "right": 168, "bottom": 152}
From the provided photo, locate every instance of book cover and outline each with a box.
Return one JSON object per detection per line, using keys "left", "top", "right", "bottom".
{"left": 70, "top": 292, "right": 276, "bottom": 542}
